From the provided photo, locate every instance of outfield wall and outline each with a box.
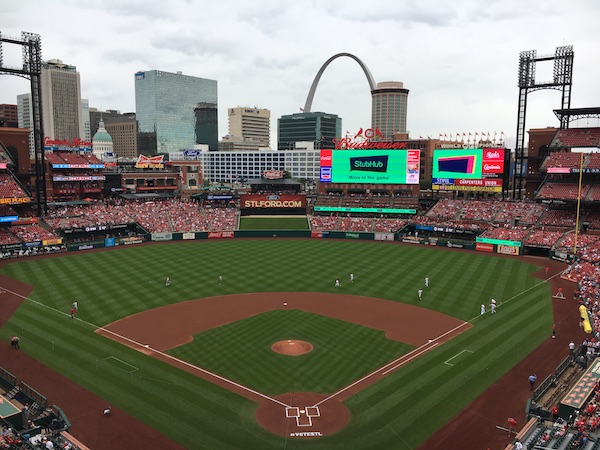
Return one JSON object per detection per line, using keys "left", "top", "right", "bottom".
{"left": 0, "top": 227, "right": 554, "bottom": 261}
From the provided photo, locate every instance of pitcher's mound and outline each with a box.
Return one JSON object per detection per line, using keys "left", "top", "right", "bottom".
{"left": 272, "top": 340, "right": 313, "bottom": 356}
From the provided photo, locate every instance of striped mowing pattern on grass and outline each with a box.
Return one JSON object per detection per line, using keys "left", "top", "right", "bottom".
{"left": 0, "top": 240, "right": 551, "bottom": 449}
{"left": 167, "top": 309, "right": 413, "bottom": 396}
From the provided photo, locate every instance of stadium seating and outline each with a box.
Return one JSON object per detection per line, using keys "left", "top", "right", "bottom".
{"left": 0, "top": 173, "right": 29, "bottom": 199}
{"left": 542, "top": 151, "right": 586, "bottom": 170}
{"left": 588, "top": 185, "right": 600, "bottom": 202}
{"left": 310, "top": 216, "right": 339, "bottom": 231}
{"left": 539, "top": 210, "right": 578, "bottom": 228}
{"left": 586, "top": 212, "right": 600, "bottom": 230}
{"left": 551, "top": 128, "right": 600, "bottom": 148}
{"left": 8, "top": 224, "right": 59, "bottom": 242}
{"left": 523, "top": 230, "right": 566, "bottom": 248}
{"left": 479, "top": 225, "right": 530, "bottom": 242}
{"left": 44, "top": 152, "right": 67, "bottom": 165}
{"left": 460, "top": 200, "right": 502, "bottom": 221}
{"left": 424, "top": 199, "right": 464, "bottom": 220}
{"left": 373, "top": 218, "right": 407, "bottom": 232}
{"left": 59, "top": 152, "right": 89, "bottom": 165}
{"left": 586, "top": 153, "right": 600, "bottom": 169}
{"left": 536, "top": 183, "right": 591, "bottom": 201}
{"left": 493, "top": 201, "right": 547, "bottom": 225}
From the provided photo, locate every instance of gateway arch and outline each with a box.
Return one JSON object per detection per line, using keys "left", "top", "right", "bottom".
{"left": 303, "top": 53, "right": 376, "bottom": 113}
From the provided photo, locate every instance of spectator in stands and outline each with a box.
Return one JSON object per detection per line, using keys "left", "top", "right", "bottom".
{"left": 551, "top": 404, "right": 559, "bottom": 421}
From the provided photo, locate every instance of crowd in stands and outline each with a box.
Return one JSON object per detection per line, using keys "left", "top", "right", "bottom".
{"left": 0, "top": 174, "right": 28, "bottom": 199}
{"left": 555, "top": 234, "right": 600, "bottom": 263}
{"left": 493, "top": 201, "right": 547, "bottom": 226}
{"left": 460, "top": 200, "right": 504, "bottom": 222}
{"left": 8, "top": 224, "right": 59, "bottom": 242}
{"left": 524, "top": 230, "right": 567, "bottom": 248}
{"left": 542, "top": 151, "right": 587, "bottom": 169}
{"left": 0, "top": 195, "right": 596, "bottom": 255}
{"left": 539, "top": 210, "right": 578, "bottom": 229}
{"left": 309, "top": 216, "right": 407, "bottom": 233}
{"left": 43, "top": 199, "right": 239, "bottom": 234}
{"left": 424, "top": 198, "right": 464, "bottom": 220}
{"left": 373, "top": 218, "right": 407, "bottom": 233}
{"left": 479, "top": 225, "right": 531, "bottom": 242}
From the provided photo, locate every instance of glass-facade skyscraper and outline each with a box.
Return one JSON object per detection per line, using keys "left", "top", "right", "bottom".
{"left": 277, "top": 112, "right": 341, "bottom": 151}
{"left": 134, "top": 70, "right": 218, "bottom": 154}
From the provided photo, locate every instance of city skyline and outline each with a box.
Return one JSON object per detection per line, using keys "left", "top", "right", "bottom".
{"left": 1, "top": 0, "right": 599, "bottom": 151}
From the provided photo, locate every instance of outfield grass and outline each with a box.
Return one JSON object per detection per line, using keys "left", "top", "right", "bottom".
{"left": 0, "top": 240, "right": 552, "bottom": 449}
{"left": 239, "top": 217, "right": 309, "bottom": 230}
{"left": 167, "top": 309, "right": 413, "bottom": 395}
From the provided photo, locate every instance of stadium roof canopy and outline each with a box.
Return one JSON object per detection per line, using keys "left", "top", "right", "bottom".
{"left": 554, "top": 107, "right": 600, "bottom": 124}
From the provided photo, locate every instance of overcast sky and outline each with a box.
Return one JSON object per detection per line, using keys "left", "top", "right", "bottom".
{"left": 1, "top": 0, "right": 599, "bottom": 150}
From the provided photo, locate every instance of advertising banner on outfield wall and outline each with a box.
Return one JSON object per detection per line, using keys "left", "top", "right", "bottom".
{"left": 240, "top": 194, "right": 306, "bottom": 209}
{"left": 476, "top": 242, "right": 495, "bottom": 253}
{"left": 182, "top": 232, "right": 195, "bottom": 240}
{"left": 374, "top": 233, "right": 395, "bottom": 241}
{"left": 498, "top": 245, "right": 520, "bottom": 256}
{"left": 208, "top": 231, "right": 234, "bottom": 239}
{"left": 152, "top": 232, "right": 173, "bottom": 241}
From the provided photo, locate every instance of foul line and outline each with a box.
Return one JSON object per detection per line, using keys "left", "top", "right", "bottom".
{"left": 103, "top": 356, "right": 139, "bottom": 373}
{"left": 1, "top": 268, "right": 565, "bottom": 413}
{"left": 97, "top": 326, "right": 292, "bottom": 409}
{"left": 444, "top": 349, "right": 473, "bottom": 367}
{"left": 313, "top": 320, "right": 472, "bottom": 408}
{"left": 1, "top": 286, "right": 291, "bottom": 410}
{"left": 314, "top": 272, "right": 561, "bottom": 408}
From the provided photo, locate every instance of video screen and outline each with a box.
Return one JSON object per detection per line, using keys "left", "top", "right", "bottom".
{"left": 432, "top": 148, "right": 505, "bottom": 192}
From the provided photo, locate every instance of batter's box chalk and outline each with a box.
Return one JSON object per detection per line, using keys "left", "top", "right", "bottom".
{"left": 286, "top": 407, "right": 300, "bottom": 418}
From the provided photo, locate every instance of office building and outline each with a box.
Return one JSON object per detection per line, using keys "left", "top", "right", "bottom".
{"left": 40, "top": 59, "right": 85, "bottom": 142}
{"left": 194, "top": 103, "right": 218, "bottom": 150}
{"left": 17, "top": 94, "right": 34, "bottom": 156}
{"left": 278, "top": 112, "right": 341, "bottom": 151}
{"left": 371, "top": 81, "right": 409, "bottom": 139}
{"left": 105, "top": 114, "right": 138, "bottom": 159}
{"left": 0, "top": 104, "right": 18, "bottom": 128}
{"left": 182, "top": 148, "right": 321, "bottom": 183}
{"left": 134, "top": 70, "right": 218, "bottom": 154}
{"left": 89, "top": 109, "right": 138, "bottom": 158}
{"left": 227, "top": 107, "right": 271, "bottom": 147}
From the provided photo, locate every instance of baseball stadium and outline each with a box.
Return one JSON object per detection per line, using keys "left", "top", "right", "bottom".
{"left": 0, "top": 44, "right": 600, "bottom": 450}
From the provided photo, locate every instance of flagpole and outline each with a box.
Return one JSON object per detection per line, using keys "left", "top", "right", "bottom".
{"left": 574, "top": 151, "right": 584, "bottom": 254}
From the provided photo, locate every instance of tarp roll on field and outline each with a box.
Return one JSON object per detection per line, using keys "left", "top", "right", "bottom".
{"left": 579, "top": 305, "right": 593, "bottom": 334}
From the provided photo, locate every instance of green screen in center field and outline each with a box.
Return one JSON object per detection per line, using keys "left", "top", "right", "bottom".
{"left": 239, "top": 217, "right": 309, "bottom": 230}
{"left": 166, "top": 309, "right": 413, "bottom": 396}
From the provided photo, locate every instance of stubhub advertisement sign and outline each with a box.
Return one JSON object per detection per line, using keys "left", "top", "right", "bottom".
{"left": 320, "top": 150, "right": 419, "bottom": 184}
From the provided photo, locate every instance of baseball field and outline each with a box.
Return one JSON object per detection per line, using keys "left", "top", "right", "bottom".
{"left": 0, "top": 239, "right": 552, "bottom": 449}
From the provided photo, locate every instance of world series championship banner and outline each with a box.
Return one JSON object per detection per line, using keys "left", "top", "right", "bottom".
{"left": 240, "top": 194, "right": 307, "bottom": 209}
